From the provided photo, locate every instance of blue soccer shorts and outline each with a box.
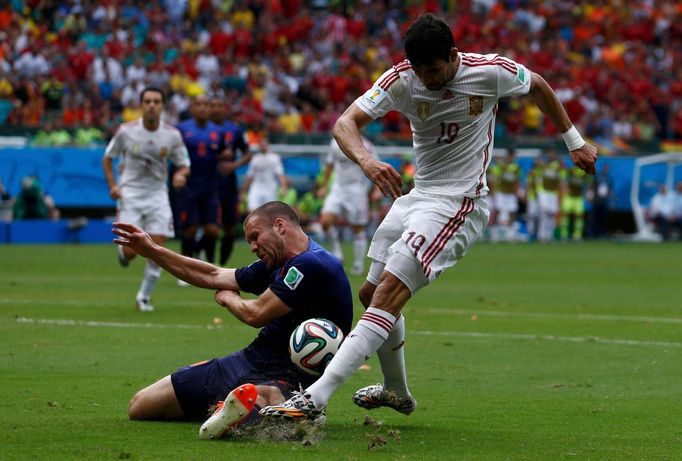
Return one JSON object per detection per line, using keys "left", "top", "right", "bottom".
{"left": 170, "top": 350, "right": 296, "bottom": 420}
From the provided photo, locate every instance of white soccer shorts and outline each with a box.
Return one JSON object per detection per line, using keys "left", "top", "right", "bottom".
{"left": 367, "top": 189, "right": 489, "bottom": 293}
{"left": 526, "top": 198, "right": 539, "bottom": 217}
{"left": 247, "top": 187, "right": 277, "bottom": 212}
{"left": 494, "top": 192, "right": 519, "bottom": 215}
{"left": 117, "top": 192, "right": 175, "bottom": 238}
{"left": 321, "top": 187, "right": 369, "bottom": 225}
{"left": 538, "top": 190, "right": 560, "bottom": 215}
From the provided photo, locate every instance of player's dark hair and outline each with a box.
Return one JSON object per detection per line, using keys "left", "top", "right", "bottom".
{"left": 248, "top": 201, "right": 301, "bottom": 226}
{"left": 403, "top": 13, "right": 455, "bottom": 67}
{"left": 139, "top": 87, "right": 166, "bottom": 104}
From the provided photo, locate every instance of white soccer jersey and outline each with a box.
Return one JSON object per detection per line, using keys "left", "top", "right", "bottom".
{"left": 325, "top": 137, "right": 376, "bottom": 193}
{"left": 246, "top": 151, "right": 284, "bottom": 194}
{"left": 104, "top": 118, "right": 190, "bottom": 200}
{"left": 355, "top": 53, "right": 531, "bottom": 197}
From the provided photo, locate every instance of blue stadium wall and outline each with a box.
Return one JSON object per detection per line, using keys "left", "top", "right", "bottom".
{"left": 0, "top": 147, "right": 679, "bottom": 243}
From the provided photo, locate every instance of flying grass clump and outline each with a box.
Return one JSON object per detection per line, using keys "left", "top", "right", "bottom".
{"left": 224, "top": 418, "right": 323, "bottom": 446}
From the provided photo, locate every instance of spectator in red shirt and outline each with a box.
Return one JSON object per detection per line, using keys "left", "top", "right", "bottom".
{"left": 62, "top": 96, "right": 84, "bottom": 127}
{"left": 208, "top": 21, "right": 232, "bottom": 55}
{"left": 299, "top": 101, "right": 316, "bottom": 133}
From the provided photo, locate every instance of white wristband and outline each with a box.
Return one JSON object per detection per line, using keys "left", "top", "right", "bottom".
{"left": 561, "top": 125, "right": 585, "bottom": 151}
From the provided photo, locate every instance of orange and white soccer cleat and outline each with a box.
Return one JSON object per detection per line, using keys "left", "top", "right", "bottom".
{"left": 199, "top": 383, "right": 258, "bottom": 440}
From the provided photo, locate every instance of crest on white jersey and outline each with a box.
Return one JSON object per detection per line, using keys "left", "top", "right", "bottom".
{"left": 517, "top": 66, "right": 528, "bottom": 84}
{"left": 363, "top": 85, "right": 387, "bottom": 108}
{"left": 160, "top": 147, "right": 168, "bottom": 159}
{"left": 416, "top": 101, "right": 430, "bottom": 121}
{"left": 469, "top": 96, "right": 484, "bottom": 116}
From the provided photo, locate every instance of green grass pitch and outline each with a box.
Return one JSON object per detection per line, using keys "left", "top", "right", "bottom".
{"left": 1, "top": 241, "right": 681, "bottom": 460}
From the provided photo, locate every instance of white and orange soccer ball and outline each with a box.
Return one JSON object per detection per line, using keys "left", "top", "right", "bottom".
{"left": 289, "top": 318, "right": 344, "bottom": 376}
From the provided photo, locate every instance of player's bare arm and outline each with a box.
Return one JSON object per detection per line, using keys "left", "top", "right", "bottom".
{"left": 528, "top": 71, "right": 598, "bottom": 175}
{"left": 236, "top": 149, "right": 252, "bottom": 168}
{"left": 278, "top": 174, "right": 289, "bottom": 193}
{"left": 220, "top": 147, "right": 253, "bottom": 175}
{"left": 172, "top": 166, "right": 190, "bottom": 188}
{"left": 214, "top": 288, "right": 292, "bottom": 327}
{"left": 239, "top": 176, "right": 253, "bottom": 198}
{"left": 317, "top": 163, "right": 334, "bottom": 197}
{"left": 218, "top": 160, "right": 237, "bottom": 175}
{"left": 102, "top": 156, "right": 121, "bottom": 199}
{"left": 112, "top": 222, "right": 238, "bottom": 290}
{"left": 333, "top": 104, "right": 402, "bottom": 198}
{"left": 219, "top": 146, "right": 234, "bottom": 161}
{"left": 217, "top": 147, "right": 237, "bottom": 175}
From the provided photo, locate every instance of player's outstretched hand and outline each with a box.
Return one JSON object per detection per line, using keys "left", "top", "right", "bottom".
{"left": 569, "top": 142, "right": 598, "bottom": 175}
{"left": 112, "top": 222, "right": 157, "bottom": 258}
{"left": 363, "top": 158, "right": 403, "bottom": 199}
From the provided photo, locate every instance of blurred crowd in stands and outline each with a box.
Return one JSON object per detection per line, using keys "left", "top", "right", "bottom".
{"left": 0, "top": 0, "right": 681, "bottom": 146}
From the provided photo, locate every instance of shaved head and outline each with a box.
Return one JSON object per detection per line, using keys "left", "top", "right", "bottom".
{"left": 245, "top": 201, "right": 300, "bottom": 227}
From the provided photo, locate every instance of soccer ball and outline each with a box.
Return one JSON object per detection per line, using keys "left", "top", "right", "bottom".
{"left": 289, "top": 318, "right": 344, "bottom": 376}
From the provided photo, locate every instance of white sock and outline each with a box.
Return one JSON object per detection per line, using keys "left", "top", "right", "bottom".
{"left": 352, "top": 232, "right": 367, "bottom": 268}
{"left": 377, "top": 314, "right": 410, "bottom": 398}
{"left": 540, "top": 213, "right": 554, "bottom": 241}
{"left": 503, "top": 224, "right": 513, "bottom": 241}
{"left": 538, "top": 214, "right": 548, "bottom": 240}
{"left": 137, "top": 260, "right": 161, "bottom": 300}
{"left": 307, "top": 307, "right": 395, "bottom": 408}
{"left": 327, "top": 226, "right": 342, "bottom": 259}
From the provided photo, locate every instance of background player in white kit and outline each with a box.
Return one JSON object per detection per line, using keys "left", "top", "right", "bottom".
{"left": 492, "top": 148, "right": 521, "bottom": 242}
{"left": 103, "top": 87, "right": 190, "bottom": 311}
{"left": 318, "top": 136, "right": 377, "bottom": 275}
{"left": 240, "top": 138, "right": 288, "bottom": 213}
{"left": 538, "top": 148, "right": 564, "bottom": 242}
{"left": 263, "top": 13, "right": 598, "bottom": 421}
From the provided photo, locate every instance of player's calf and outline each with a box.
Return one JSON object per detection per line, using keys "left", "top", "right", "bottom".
{"left": 117, "top": 245, "right": 131, "bottom": 267}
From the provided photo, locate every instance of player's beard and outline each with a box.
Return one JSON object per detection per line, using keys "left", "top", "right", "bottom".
{"left": 143, "top": 113, "right": 160, "bottom": 130}
{"left": 257, "top": 249, "right": 276, "bottom": 269}
{"left": 260, "top": 244, "right": 285, "bottom": 270}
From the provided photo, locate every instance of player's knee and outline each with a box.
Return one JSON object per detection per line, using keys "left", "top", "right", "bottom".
{"left": 122, "top": 247, "right": 137, "bottom": 261}
{"left": 320, "top": 213, "right": 334, "bottom": 229}
{"left": 128, "top": 391, "right": 147, "bottom": 420}
{"left": 255, "top": 385, "right": 285, "bottom": 407}
{"left": 204, "top": 225, "right": 220, "bottom": 238}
